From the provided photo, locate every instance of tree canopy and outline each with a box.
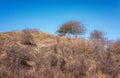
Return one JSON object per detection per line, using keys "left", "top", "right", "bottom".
{"left": 57, "top": 21, "right": 86, "bottom": 36}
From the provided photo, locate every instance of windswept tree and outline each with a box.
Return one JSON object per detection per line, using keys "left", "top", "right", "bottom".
{"left": 57, "top": 21, "right": 86, "bottom": 37}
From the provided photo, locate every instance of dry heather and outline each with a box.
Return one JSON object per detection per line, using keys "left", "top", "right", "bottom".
{"left": 0, "top": 29, "right": 120, "bottom": 78}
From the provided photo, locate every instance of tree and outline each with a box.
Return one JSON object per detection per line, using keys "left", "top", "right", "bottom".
{"left": 90, "top": 29, "right": 106, "bottom": 40}
{"left": 57, "top": 21, "right": 86, "bottom": 36}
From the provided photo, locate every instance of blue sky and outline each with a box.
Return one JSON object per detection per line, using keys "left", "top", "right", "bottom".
{"left": 0, "top": 0, "right": 120, "bottom": 40}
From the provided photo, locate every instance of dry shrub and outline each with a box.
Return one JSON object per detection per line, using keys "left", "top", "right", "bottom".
{"left": 100, "top": 57, "right": 119, "bottom": 77}
{"left": 0, "top": 39, "right": 4, "bottom": 49}
{"left": 1, "top": 29, "right": 120, "bottom": 78}
{"left": 104, "top": 40, "right": 120, "bottom": 77}
{"left": 21, "top": 29, "right": 36, "bottom": 45}
{"left": 0, "top": 36, "right": 7, "bottom": 53}
{"left": 2, "top": 42, "right": 36, "bottom": 78}
{"left": 65, "top": 56, "right": 90, "bottom": 78}
{"left": 43, "top": 53, "right": 66, "bottom": 71}
{"left": 90, "top": 39, "right": 120, "bottom": 78}
{"left": 108, "top": 40, "right": 120, "bottom": 54}
{"left": 47, "top": 37, "right": 92, "bottom": 78}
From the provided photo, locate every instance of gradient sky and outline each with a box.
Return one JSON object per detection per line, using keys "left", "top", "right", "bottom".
{"left": 0, "top": 0, "right": 120, "bottom": 40}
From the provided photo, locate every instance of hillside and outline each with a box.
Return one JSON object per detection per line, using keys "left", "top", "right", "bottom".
{"left": 0, "top": 29, "right": 120, "bottom": 78}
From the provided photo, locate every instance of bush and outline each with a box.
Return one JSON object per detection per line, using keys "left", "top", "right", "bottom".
{"left": 5, "top": 43, "right": 35, "bottom": 78}
{"left": 90, "top": 29, "right": 106, "bottom": 41}
{"left": 0, "top": 29, "right": 120, "bottom": 78}
{"left": 21, "top": 29, "right": 36, "bottom": 45}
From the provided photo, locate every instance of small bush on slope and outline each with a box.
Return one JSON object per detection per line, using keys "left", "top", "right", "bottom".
{"left": 20, "top": 29, "right": 37, "bottom": 45}
{"left": 0, "top": 42, "right": 36, "bottom": 78}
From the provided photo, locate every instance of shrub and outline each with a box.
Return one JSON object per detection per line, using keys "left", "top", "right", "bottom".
{"left": 1, "top": 29, "right": 120, "bottom": 78}
{"left": 90, "top": 29, "right": 106, "bottom": 41}
{"left": 21, "top": 29, "right": 36, "bottom": 45}
{"left": 5, "top": 43, "right": 35, "bottom": 78}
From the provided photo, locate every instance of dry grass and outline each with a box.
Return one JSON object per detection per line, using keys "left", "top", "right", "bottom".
{"left": 0, "top": 29, "right": 119, "bottom": 78}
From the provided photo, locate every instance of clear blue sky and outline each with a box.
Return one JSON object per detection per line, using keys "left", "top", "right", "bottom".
{"left": 0, "top": 0, "right": 120, "bottom": 40}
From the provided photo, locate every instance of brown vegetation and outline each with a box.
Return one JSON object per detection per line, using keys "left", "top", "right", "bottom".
{"left": 0, "top": 29, "right": 119, "bottom": 78}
